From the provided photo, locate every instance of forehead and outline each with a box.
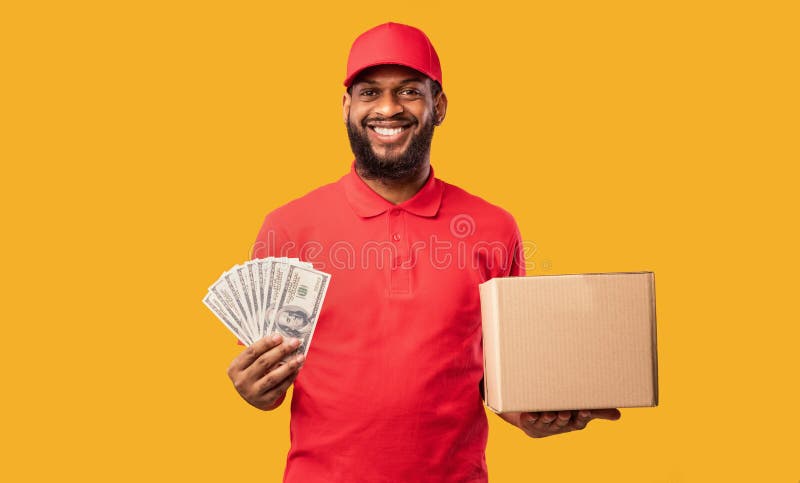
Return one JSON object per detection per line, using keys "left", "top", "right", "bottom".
{"left": 351, "top": 64, "right": 431, "bottom": 86}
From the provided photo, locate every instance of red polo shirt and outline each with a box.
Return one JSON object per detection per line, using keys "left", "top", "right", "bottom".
{"left": 252, "top": 162, "right": 524, "bottom": 483}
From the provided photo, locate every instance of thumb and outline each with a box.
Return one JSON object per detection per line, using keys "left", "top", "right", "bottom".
{"left": 589, "top": 408, "right": 621, "bottom": 420}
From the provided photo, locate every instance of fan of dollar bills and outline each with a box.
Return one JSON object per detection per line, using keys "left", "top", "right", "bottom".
{"left": 203, "top": 257, "right": 331, "bottom": 352}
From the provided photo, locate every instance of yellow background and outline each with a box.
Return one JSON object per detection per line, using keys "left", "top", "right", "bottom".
{"left": 1, "top": 1, "right": 797, "bottom": 481}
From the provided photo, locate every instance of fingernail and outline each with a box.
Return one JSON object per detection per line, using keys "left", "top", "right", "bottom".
{"left": 272, "top": 334, "right": 282, "bottom": 342}
{"left": 296, "top": 354, "right": 305, "bottom": 364}
{"left": 528, "top": 416, "right": 537, "bottom": 424}
{"left": 579, "top": 411, "right": 590, "bottom": 418}
{"left": 290, "top": 338, "right": 301, "bottom": 347}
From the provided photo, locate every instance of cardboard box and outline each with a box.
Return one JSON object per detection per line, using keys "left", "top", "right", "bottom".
{"left": 479, "top": 272, "right": 658, "bottom": 413}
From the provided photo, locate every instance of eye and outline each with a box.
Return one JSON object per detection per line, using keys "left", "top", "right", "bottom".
{"left": 400, "top": 88, "right": 422, "bottom": 96}
{"left": 359, "top": 88, "right": 377, "bottom": 97}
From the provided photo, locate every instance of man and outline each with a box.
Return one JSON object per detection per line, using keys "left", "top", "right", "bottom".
{"left": 226, "top": 22, "right": 620, "bottom": 482}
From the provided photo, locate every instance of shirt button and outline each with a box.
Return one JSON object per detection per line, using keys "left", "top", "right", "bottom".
{"left": 392, "top": 233, "right": 401, "bottom": 242}
{"left": 391, "top": 210, "right": 401, "bottom": 217}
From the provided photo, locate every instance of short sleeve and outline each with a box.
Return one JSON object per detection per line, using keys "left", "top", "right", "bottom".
{"left": 506, "top": 219, "right": 526, "bottom": 277}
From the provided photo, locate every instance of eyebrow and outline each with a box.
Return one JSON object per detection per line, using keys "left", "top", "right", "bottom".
{"left": 357, "top": 77, "right": 426, "bottom": 86}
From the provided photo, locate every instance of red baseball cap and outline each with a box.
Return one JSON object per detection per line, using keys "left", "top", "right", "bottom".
{"left": 344, "top": 22, "right": 442, "bottom": 88}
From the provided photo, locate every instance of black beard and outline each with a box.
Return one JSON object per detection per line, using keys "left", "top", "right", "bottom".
{"left": 347, "top": 115, "right": 435, "bottom": 181}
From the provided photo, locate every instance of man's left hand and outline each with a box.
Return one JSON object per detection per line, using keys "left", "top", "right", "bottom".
{"left": 500, "top": 409, "right": 621, "bottom": 438}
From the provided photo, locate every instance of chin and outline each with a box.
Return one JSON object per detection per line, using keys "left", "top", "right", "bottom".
{"left": 370, "top": 143, "right": 406, "bottom": 158}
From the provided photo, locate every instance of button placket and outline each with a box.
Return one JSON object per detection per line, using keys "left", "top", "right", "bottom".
{"left": 390, "top": 209, "right": 402, "bottom": 242}
{"left": 388, "top": 208, "right": 410, "bottom": 294}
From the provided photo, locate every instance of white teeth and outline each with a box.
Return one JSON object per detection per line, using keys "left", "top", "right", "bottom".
{"left": 373, "top": 126, "right": 404, "bottom": 136}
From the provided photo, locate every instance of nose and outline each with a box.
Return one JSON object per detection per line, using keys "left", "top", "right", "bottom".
{"left": 372, "top": 91, "right": 403, "bottom": 118}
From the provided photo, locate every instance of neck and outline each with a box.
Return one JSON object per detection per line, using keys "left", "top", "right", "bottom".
{"left": 355, "top": 162, "right": 431, "bottom": 205}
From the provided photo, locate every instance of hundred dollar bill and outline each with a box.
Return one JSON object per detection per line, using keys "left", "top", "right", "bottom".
{"left": 271, "top": 264, "right": 330, "bottom": 356}
{"left": 208, "top": 276, "right": 253, "bottom": 342}
{"left": 235, "top": 264, "right": 257, "bottom": 335}
{"left": 203, "top": 292, "right": 252, "bottom": 345}
{"left": 222, "top": 268, "right": 257, "bottom": 341}
{"left": 262, "top": 258, "right": 315, "bottom": 335}
{"left": 257, "top": 258, "right": 276, "bottom": 337}
{"left": 264, "top": 259, "right": 291, "bottom": 335}
{"left": 245, "top": 261, "right": 262, "bottom": 328}
{"left": 248, "top": 259, "right": 266, "bottom": 339}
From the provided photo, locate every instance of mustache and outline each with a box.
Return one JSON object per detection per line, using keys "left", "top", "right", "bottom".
{"left": 361, "top": 114, "right": 418, "bottom": 128}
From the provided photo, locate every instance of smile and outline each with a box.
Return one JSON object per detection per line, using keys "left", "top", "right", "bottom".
{"left": 371, "top": 126, "right": 405, "bottom": 136}
{"left": 366, "top": 124, "right": 412, "bottom": 143}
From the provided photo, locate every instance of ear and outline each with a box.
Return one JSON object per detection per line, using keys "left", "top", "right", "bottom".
{"left": 342, "top": 91, "right": 352, "bottom": 124}
{"left": 433, "top": 91, "right": 448, "bottom": 126}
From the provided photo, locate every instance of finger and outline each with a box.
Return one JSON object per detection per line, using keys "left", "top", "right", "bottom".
{"left": 552, "top": 411, "right": 573, "bottom": 429}
{"left": 261, "top": 368, "right": 301, "bottom": 406}
{"left": 243, "top": 338, "right": 302, "bottom": 380}
{"left": 522, "top": 412, "right": 541, "bottom": 431}
{"left": 254, "top": 353, "right": 305, "bottom": 395}
{"left": 571, "top": 410, "right": 592, "bottom": 431}
{"left": 229, "top": 334, "right": 284, "bottom": 373}
{"left": 531, "top": 411, "right": 557, "bottom": 433}
{"left": 588, "top": 408, "right": 621, "bottom": 421}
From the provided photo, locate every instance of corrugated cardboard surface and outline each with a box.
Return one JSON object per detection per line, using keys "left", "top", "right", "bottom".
{"left": 480, "top": 272, "right": 658, "bottom": 413}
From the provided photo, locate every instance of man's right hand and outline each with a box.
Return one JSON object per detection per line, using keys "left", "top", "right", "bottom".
{"left": 227, "top": 334, "right": 305, "bottom": 410}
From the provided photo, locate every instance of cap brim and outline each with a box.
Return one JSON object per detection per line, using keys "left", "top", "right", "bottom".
{"left": 343, "top": 61, "right": 436, "bottom": 87}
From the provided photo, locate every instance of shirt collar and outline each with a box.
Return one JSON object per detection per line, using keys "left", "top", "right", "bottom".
{"left": 340, "top": 161, "right": 444, "bottom": 218}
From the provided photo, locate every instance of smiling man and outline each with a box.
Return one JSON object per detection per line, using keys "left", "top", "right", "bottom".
{"left": 225, "top": 22, "right": 620, "bottom": 482}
